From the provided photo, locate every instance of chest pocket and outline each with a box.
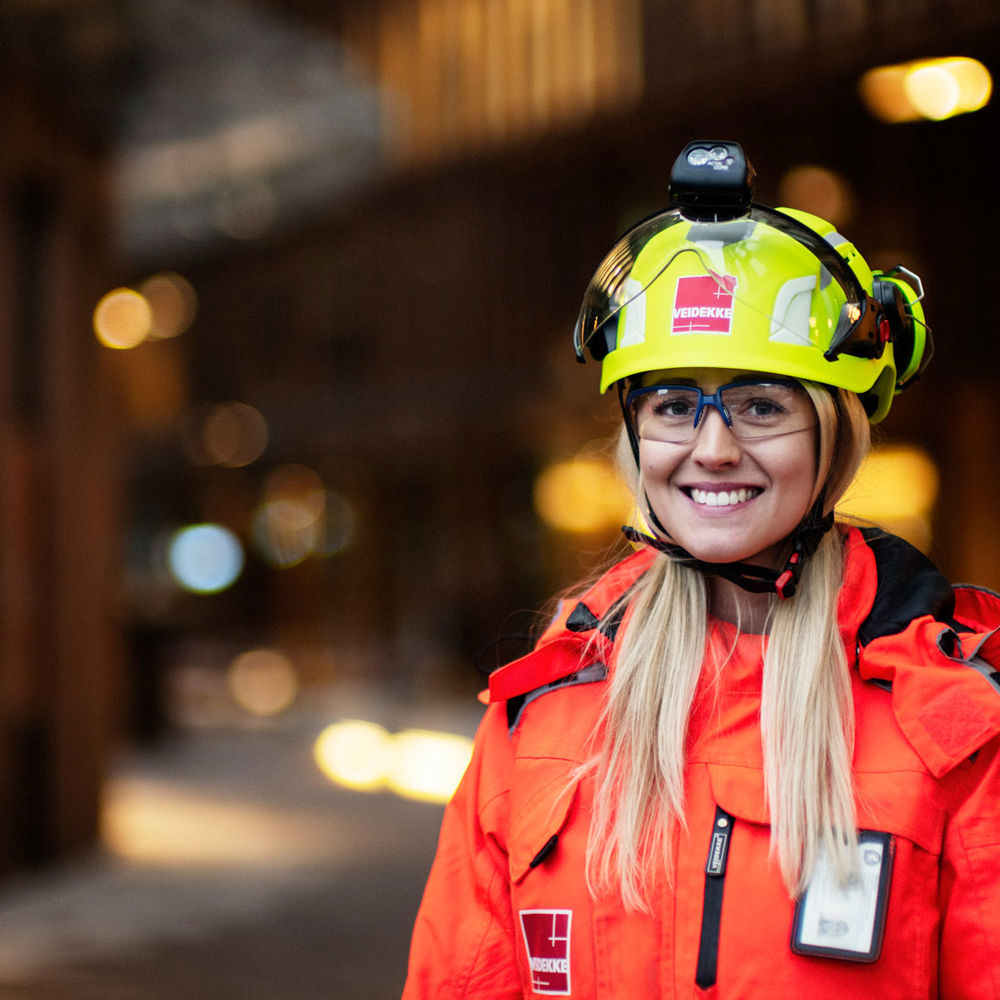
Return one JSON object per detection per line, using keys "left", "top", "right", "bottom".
{"left": 508, "top": 757, "right": 580, "bottom": 884}
{"left": 506, "top": 764, "right": 595, "bottom": 999}
{"left": 702, "top": 762, "right": 945, "bottom": 995}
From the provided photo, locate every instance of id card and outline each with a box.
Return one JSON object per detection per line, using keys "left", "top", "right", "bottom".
{"left": 791, "top": 831, "right": 894, "bottom": 963}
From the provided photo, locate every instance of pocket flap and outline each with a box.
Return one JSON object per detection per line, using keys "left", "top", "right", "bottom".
{"left": 509, "top": 758, "right": 580, "bottom": 883}
{"left": 853, "top": 770, "right": 946, "bottom": 855}
{"left": 706, "top": 762, "right": 770, "bottom": 826}
{"left": 705, "top": 762, "right": 945, "bottom": 855}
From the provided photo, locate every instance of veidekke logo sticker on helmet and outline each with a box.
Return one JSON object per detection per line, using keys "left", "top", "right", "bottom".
{"left": 671, "top": 272, "right": 738, "bottom": 335}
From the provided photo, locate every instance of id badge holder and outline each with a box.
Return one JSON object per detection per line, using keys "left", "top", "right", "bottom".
{"left": 791, "top": 831, "right": 894, "bottom": 963}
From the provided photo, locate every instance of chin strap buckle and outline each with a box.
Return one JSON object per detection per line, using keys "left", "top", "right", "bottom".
{"left": 774, "top": 507, "right": 835, "bottom": 600}
{"left": 774, "top": 552, "right": 801, "bottom": 600}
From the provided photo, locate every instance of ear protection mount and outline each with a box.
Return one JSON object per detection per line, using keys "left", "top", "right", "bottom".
{"left": 872, "top": 264, "right": 933, "bottom": 391}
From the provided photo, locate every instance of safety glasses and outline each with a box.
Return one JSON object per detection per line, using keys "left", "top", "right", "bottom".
{"left": 624, "top": 379, "right": 816, "bottom": 444}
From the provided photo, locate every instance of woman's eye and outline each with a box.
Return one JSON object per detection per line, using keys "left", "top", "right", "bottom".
{"left": 652, "top": 398, "right": 694, "bottom": 418}
{"left": 748, "top": 398, "right": 783, "bottom": 416}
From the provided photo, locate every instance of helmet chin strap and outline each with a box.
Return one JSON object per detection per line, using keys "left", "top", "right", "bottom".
{"left": 622, "top": 498, "right": 834, "bottom": 600}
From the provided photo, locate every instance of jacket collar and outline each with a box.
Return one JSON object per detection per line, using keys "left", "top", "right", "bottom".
{"left": 488, "top": 527, "right": 1000, "bottom": 776}
{"left": 844, "top": 526, "right": 958, "bottom": 644}
{"left": 486, "top": 548, "right": 653, "bottom": 706}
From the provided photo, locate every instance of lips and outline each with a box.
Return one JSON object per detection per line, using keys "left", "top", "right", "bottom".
{"left": 685, "top": 486, "right": 763, "bottom": 507}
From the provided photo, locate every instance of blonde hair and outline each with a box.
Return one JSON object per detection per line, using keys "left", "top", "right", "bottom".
{"left": 585, "top": 382, "right": 871, "bottom": 909}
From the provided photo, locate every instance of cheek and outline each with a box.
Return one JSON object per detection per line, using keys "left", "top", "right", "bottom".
{"left": 637, "top": 443, "right": 676, "bottom": 485}
{"left": 773, "top": 442, "right": 819, "bottom": 504}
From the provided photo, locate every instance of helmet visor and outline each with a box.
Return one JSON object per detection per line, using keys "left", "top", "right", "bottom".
{"left": 573, "top": 205, "right": 878, "bottom": 367}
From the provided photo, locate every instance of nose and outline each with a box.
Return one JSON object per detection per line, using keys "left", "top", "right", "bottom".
{"left": 690, "top": 407, "right": 742, "bottom": 466}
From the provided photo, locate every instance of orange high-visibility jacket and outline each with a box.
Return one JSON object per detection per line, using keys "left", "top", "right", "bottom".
{"left": 403, "top": 527, "right": 1000, "bottom": 999}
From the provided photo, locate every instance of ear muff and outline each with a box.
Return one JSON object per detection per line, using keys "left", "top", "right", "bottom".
{"left": 872, "top": 265, "right": 932, "bottom": 391}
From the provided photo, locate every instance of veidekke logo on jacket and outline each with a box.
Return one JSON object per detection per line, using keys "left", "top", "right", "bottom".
{"left": 672, "top": 272, "right": 737, "bottom": 335}
{"left": 519, "top": 910, "right": 572, "bottom": 995}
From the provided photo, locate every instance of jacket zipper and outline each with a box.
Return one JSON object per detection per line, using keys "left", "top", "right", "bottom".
{"left": 696, "top": 805, "right": 734, "bottom": 990}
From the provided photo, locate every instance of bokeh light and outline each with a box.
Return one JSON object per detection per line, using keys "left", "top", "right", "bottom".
{"left": 840, "top": 443, "right": 940, "bottom": 551}
{"left": 905, "top": 58, "right": 992, "bottom": 120}
{"left": 313, "top": 720, "right": 398, "bottom": 793}
{"left": 314, "top": 490, "right": 356, "bottom": 557}
{"left": 167, "top": 523, "right": 245, "bottom": 594}
{"left": 201, "top": 401, "right": 270, "bottom": 468}
{"left": 313, "top": 720, "right": 473, "bottom": 804}
{"left": 95, "top": 274, "right": 197, "bottom": 350}
{"left": 139, "top": 271, "right": 198, "bottom": 339}
{"left": 252, "top": 465, "right": 355, "bottom": 567}
{"left": 93, "top": 288, "right": 153, "bottom": 349}
{"left": 778, "top": 165, "right": 854, "bottom": 228}
{"left": 860, "top": 56, "right": 992, "bottom": 123}
{"left": 227, "top": 648, "right": 299, "bottom": 717}
{"left": 386, "top": 729, "right": 475, "bottom": 804}
{"left": 534, "top": 455, "right": 632, "bottom": 534}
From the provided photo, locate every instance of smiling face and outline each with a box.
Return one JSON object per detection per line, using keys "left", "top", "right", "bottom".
{"left": 635, "top": 369, "right": 820, "bottom": 569}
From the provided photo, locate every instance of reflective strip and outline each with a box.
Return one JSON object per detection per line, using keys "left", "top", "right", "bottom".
{"left": 619, "top": 277, "right": 647, "bottom": 347}
{"left": 962, "top": 655, "right": 1000, "bottom": 696}
{"left": 935, "top": 628, "right": 1000, "bottom": 696}
{"left": 769, "top": 275, "right": 817, "bottom": 346}
{"left": 507, "top": 663, "right": 608, "bottom": 733}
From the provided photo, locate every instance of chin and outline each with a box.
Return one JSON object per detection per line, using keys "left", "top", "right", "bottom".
{"left": 695, "top": 549, "right": 766, "bottom": 567}
{"left": 677, "top": 536, "right": 783, "bottom": 568}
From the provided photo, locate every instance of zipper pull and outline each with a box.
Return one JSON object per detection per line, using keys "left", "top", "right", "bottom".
{"left": 696, "top": 806, "right": 735, "bottom": 989}
{"left": 530, "top": 834, "right": 559, "bottom": 869}
{"left": 706, "top": 807, "right": 732, "bottom": 876}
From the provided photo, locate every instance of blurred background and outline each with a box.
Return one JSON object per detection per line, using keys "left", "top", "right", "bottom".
{"left": 1, "top": 0, "right": 999, "bottom": 996}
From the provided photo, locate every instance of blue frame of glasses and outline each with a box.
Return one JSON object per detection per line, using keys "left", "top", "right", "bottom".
{"left": 623, "top": 378, "right": 804, "bottom": 432}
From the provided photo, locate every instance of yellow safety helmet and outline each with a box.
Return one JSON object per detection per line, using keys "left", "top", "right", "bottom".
{"left": 573, "top": 141, "right": 931, "bottom": 423}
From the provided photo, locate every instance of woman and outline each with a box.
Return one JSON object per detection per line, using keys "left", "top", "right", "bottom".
{"left": 403, "top": 141, "right": 1000, "bottom": 998}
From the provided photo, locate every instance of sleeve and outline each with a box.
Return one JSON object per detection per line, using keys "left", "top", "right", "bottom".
{"left": 402, "top": 704, "right": 523, "bottom": 1000}
{"left": 938, "top": 736, "right": 1000, "bottom": 999}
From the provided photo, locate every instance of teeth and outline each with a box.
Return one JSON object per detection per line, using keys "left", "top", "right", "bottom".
{"left": 691, "top": 488, "right": 758, "bottom": 506}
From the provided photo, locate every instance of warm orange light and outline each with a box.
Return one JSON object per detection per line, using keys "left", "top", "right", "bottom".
{"left": 312, "top": 720, "right": 472, "bottom": 803}
{"left": 202, "top": 401, "right": 269, "bottom": 468}
{"left": 139, "top": 272, "right": 198, "bottom": 339}
{"left": 227, "top": 648, "right": 299, "bottom": 717}
{"left": 534, "top": 455, "right": 632, "bottom": 534}
{"left": 387, "top": 729, "right": 474, "bottom": 804}
{"left": 253, "top": 464, "right": 330, "bottom": 568}
{"left": 253, "top": 499, "right": 323, "bottom": 568}
{"left": 265, "top": 464, "right": 326, "bottom": 508}
{"left": 858, "top": 64, "right": 913, "bottom": 123}
{"left": 840, "top": 444, "right": 940, "bottom": 551}
{"left": 778, "top": 166, "right": 854, "bottom": 227}
{"left": 313, "top": 720, "right": 397, "bottom": 793}
{"left": 860, "top": 57, "right": 992, "bottom": 123}
{"left": 94, "top": 288, "right": 152, "bottom": 349}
